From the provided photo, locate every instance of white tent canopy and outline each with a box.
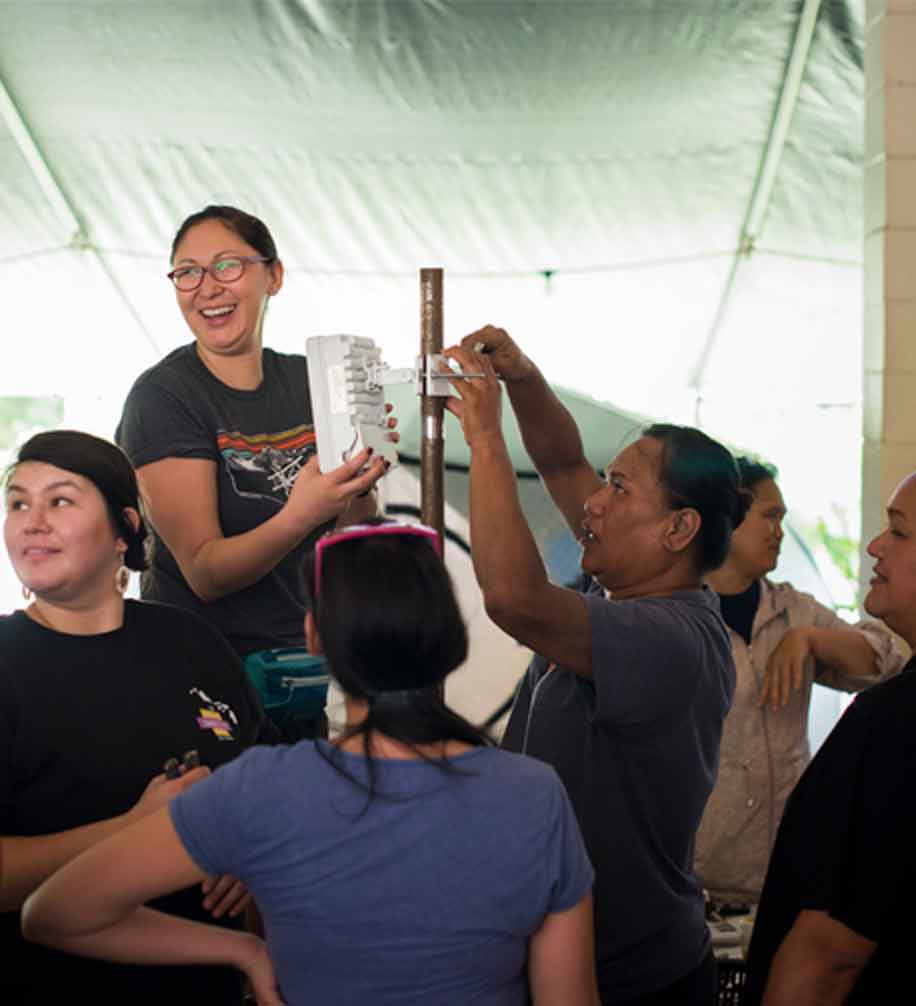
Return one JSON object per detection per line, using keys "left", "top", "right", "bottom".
{"left": 0, "top": 0, "right": 871, "bottom": 735}
{"left": 2, "top": 1, "right": 863, "bottom": 387}
{"left": 1, "top": 0, "right": 866, "bottom": 576}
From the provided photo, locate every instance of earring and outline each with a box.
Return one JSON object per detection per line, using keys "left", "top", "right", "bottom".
{"left": 21, "top": 584, "right": 32, "bottom": 601}
{"left": 116, "top": 566, "right": 130, "bottom": 594}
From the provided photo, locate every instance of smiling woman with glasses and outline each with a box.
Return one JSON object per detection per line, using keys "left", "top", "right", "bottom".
{"left": 23, "top": 519, "right": 599, "bottom": 1006}
{"left": 115, "top": 206, "right": 393, "bottom": 717}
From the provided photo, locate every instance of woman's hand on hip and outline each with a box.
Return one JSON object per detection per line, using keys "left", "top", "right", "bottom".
{"left": 202, "top": 873, "right": 252, "bottom": 919}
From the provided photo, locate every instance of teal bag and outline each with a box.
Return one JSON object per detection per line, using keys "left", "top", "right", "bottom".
{"left": 244, "top": 647, "right": 329, "bottom": 739}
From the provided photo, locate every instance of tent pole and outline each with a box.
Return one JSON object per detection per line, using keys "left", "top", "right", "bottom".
{"left": 419, "top": 268, "right": 445, "bottom": 543}
{"left": 689, "top": 0, "right": 824, "bottom": 399}
{"left": 0, "top": 69, "right": 160, "bottom": 355}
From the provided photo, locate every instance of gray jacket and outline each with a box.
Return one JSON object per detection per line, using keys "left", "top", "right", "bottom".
{"left": 695, "top": 579, "right": 906, "bottom": 903}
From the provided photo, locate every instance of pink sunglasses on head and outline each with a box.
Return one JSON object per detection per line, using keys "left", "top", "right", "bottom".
{"left": 313, "top": 522, "right": 443, "bottom": 598}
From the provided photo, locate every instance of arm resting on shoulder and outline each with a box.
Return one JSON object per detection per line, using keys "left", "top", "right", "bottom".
{"left": 528, "top": 892, "right": 600, "bottom": 1006}
{"left": 21, "top": 809, "right": 265, "bottom": 983}
{"left": 762, "top": 909, "right": 875, "bottom": 1006}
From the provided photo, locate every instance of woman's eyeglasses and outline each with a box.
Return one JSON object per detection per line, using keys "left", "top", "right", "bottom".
{"left": 314, "top": 522, "right": 442, "bottom": 598}
{"left": 167, "top": 255, "right": 273, "bottom": 292}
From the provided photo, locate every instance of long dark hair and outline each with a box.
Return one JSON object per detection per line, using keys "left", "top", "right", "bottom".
{"left": 643, "top": 423, "right": 749, "bottom": 575}
{"left": 9, "top": 430, "right": 148, "bottom": 571}
{"left": 302, "top": 520, "right": 492, "bottom": 803}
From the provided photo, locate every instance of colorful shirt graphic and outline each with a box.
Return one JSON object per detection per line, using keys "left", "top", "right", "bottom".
{"left": 217, "top": 425, "right": 316, "bottom": 503}
{"left": 191, "top": 686, "right": 240, "bottom": 742}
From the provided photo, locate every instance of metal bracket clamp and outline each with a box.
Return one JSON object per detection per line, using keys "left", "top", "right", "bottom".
{"left": 365, "top": 356, "right": 484, "bottom": 397}
{"left": 367, "top": 363, "right": 415, "bottom": 390}
{"left": 420, "top": 353, "right": 486, "bottom": 396}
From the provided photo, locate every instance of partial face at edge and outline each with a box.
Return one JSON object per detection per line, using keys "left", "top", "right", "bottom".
{"left": 865, "top": 473, "right": 916, "bottom": 645}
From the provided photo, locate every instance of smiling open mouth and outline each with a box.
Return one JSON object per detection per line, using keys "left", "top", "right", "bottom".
{"left": 200, "top": 305, "right": 236, "bottom": 319}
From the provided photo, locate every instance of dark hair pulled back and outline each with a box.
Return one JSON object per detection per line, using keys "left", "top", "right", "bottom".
{"left": 302, "top": 520, "right": 491, "bottom": 804}
{"left": 170, "top": 205, "right": 278, "bottom": 264}
{"left": 643, "top": 423, "right": 749, "bottom": 574}
{"left": 10, "top": 430, "right": 148, "bottom": 570}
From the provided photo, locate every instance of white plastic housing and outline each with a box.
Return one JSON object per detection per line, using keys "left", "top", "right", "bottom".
{"left": 305, "top": 334, "right": 401, "bottom": 473}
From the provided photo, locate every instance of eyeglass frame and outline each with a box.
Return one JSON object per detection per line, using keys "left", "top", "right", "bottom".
{"left": 166, "top": 255, "right": 275, "bottom": 292}
{"left": 313, "top": 522, "right": 443, "bottom": 599}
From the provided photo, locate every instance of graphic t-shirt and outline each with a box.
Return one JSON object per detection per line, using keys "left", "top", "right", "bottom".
{"left": 117, "top": 344, "right": 330, "bottom": 655}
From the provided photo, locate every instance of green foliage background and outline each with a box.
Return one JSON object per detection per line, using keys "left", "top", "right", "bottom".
{"left": 0, "top": 398, "right": 63, "bottom": 452}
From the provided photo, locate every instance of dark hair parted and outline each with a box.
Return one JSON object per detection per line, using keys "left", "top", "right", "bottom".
{"left": 643, "top": 423, "right": 749, "bottom": 575}
{"left": 735, "top": 455, "right": 778, "bottom": 494}
{"left": 10, "top": 430, "right": 149, "bottom": 571}
{"left": 302, "top": 520, "right": 491, "bottom": 801}
{"left": 170, "top": 205, "right": 278, "bottom": 264}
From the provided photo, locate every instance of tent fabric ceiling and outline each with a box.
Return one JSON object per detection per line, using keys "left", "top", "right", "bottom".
{"left": 0, "top": 0, "right": 864, "bottom": 433}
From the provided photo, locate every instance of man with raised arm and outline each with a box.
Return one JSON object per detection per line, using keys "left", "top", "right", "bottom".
{"left": 445, "top": 327, "right": 745, "bottom": 1006}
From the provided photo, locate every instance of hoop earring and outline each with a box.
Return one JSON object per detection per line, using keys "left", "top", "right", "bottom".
{"left": 116, "top": 566, "right": 130, "bottom": 594}
{"left": 21, "top": 584, "right": 32, "bottom": 601}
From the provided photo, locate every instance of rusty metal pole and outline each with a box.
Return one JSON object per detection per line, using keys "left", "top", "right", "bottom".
{"left": 419, "top": 268, "right": 444, "bottom": 543}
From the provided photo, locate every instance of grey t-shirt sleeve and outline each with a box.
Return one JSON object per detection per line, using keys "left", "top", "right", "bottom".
{"left": 117, "top": 371, "right": 218, "bottom": 468}
{"left": 584, "top": 593, "right": 705, "bottom": 727}
{"left": 544, "top": 772, "right": 595, "bottom": 913}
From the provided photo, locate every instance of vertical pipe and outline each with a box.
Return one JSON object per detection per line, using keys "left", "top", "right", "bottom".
{"left": 419, "top": 268, "right": 444, "bottom": 543}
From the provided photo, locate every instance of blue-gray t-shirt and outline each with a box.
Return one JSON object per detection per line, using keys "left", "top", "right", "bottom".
{"left": 171, "top": 741, "right": 593, "bottom": 1005}
{"left": 116, "top": 344, "right": 324, "bottom": 657}
{"left": 502, "top": 583, "right": 735, "bottom": 1001}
